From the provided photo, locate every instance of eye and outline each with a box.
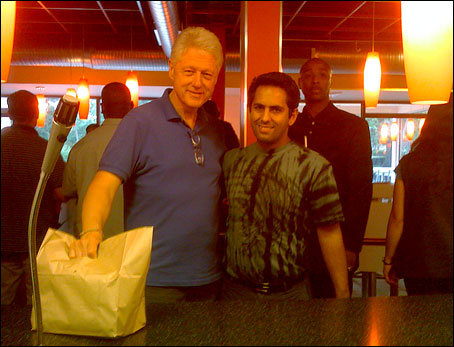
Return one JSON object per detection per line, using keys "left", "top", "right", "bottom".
{"left": 252, "top": 104, "right": 265, "bottom": 112}
{"left": 270, "top": 106, "right": 284, "bottom": 113}
{"left": 202, "top": 72, "right": 213, "bottom": 80}
{"left": 183, "top": 69, "right": 194, "bottom": 76}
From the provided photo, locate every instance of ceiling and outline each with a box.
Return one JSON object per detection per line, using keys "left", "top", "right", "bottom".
{"left": 5, "top": 1, "right": 408, "bottom": 101}
{"left": 11, "top": 1, "right": 404, "bottom": 72}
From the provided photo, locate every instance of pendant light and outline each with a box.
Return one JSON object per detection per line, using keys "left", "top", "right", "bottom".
{"left": 364, "top": 2, "right": 381, "bottom": 108}
{"left": 78, "top": 25, "right": 90, "bottom": 119}
{"left": 77, "top": 78, "right": 90, "bottom": 119}
{"left": 1, "top": 1, "right": 16, "bottom": 83}
{"left": 401, "top": 1, "right": 453, "bottom": 104}
{"left": 126, "top": 71, "right": 139, "bottom": 108}
{"left": 390, "top": 121, "right": 399, "bottom": 142}
{"left": 406, "top": 119, "right": 415, "bottom": 141}
{"left": 125, "top": 21, "right": 139, "bottom": 108}
{"left": 36, "top": 94, "right": 47, "bottom": 128}
{"left": 379, "top": 123, "right": 389, "bottom": 144}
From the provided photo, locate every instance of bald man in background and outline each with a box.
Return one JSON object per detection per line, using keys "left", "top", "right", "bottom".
{"left": 62, "top": 82, "right": 133, "bottom": 239}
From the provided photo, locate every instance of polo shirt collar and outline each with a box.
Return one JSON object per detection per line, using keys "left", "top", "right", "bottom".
{"left": 161, "top": 88, "right": 209, "bottom": 129}
{"left": 11, "top": 124, "right": 38, "bottom": 134}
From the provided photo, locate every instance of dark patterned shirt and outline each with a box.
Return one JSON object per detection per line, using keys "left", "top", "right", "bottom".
{"left": 1, "top": 125, "right": 64, "bottom": 253}
{"left": 223, "top": 141, "right": 344, "bottom": 283}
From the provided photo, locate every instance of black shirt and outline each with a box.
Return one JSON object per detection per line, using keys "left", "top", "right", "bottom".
{"left": 289, "top": 102, "right": 373, "bottom": 259}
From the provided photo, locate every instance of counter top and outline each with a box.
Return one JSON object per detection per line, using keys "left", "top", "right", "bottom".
{"left": 2, "top": 294, "right": 453, "bottom": 346}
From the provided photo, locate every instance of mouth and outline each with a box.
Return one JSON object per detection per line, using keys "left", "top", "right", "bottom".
{"left": 257, "top": 123, "right": 274, "bottom": 132}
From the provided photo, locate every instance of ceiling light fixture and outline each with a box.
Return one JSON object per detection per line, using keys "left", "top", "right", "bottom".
{"left": 1, "top": 1, "right": 16, "bottom": 83}
{"left": 364, "top": 2, "right": 381, "bottom": 108}
{"left": 401, "top": 1, "right": 453, "bottom": 104}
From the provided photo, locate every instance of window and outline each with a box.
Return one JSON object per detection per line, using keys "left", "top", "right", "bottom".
{"left": 365, "top": 104, "right": 429, "bottom": 183}
{"left": 297, "top": 101, "right": 430, "bottom": 183}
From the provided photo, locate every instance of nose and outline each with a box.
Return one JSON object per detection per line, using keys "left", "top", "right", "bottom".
{"left": 192, "top": 72, "right": 202, "bottom": 88}
{"left": 261, "top": 108, "right": 272, "bottom": 122}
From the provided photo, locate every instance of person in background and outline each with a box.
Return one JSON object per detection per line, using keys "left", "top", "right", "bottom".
{"left": 202, "top": 99, "right": 240, "bottom": 150}
{"left": 62, "top": 82, "right": 133, "bottom": 239}
{"left": 289, "top": 58, "right": 373, "bottom": 298}
{"left": 68, "top": 26, "right": 228, "bottom": 303}
{"left": 221, "top": 72, "right": 350, "bottom": 300}
{"left": 384, "top": 95, "right": 453, "bottom": 295}
{"left": 1, "top": 90, "right": 65, "bottom": 305}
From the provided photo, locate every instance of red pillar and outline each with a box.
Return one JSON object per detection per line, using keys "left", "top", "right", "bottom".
{"left": 240, "top": 1, "right": 282, "bottom": 146}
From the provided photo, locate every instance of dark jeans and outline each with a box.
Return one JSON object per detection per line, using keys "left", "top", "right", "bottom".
{"left": 404, "top": 278, "right": 453, "bottom": 296}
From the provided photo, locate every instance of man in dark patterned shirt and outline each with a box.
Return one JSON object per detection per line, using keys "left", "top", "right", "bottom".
{"left": 221, "top": 72, "right": 350, "bottom": 300}
{"left": 1, "top": 90, "right": 65, "bottom": 305}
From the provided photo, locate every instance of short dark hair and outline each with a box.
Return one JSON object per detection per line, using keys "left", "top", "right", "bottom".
{"left": 299, "top": 58, "right": 332, "bottom": 76}
{"left": 101, "top": 82, "right": 132, "bottom": 119}
{"left": 7, "top": 90, "right": 38, "bottom": 122}
{"left": 247, "top": 72, "right": 300, "bottom": 114}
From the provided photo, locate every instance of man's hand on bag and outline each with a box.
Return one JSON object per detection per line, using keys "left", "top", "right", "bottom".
{"left": 69, "top": 231, "right": 103, "bottom": 259}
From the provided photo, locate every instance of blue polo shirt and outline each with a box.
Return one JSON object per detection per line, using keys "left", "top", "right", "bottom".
{"left": 99, "top": 89, "right": 225, "bottom": 286}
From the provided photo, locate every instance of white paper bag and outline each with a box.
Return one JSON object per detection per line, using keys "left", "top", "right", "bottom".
{"left": 31, "top": 226, "right": 153, "bottom": 337}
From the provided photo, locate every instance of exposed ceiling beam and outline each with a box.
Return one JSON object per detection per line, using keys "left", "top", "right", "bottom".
{"left": 96, "top": 1, "right": 118, "bottom": 34}
{"left": 37, "top": 1, "right": 70, "bottom": 34}
{"left": 284, "top": 1, "right": 307, "bottom": 32}
{"left": 136, "top": 1, "right": 151, "bottom": 35}
{"left": 327, "top": 1, "right": 367, "bottom": 37}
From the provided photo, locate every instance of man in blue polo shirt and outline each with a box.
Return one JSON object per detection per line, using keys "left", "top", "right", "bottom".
{"left": 69, "top": 27, "right": 229, "bottom": 303}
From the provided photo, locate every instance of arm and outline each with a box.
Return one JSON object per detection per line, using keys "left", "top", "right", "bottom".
{"left": 383, "top": 178, "right": 405, "bottom": 286}
{"left": 68, "top": 170, "right": 122, "bottom": 259}
{"left": 317, "top": 222, "right": 350, "bottom": 298}
{"left": 342, "top": 122, "right": 373, "bottom": 268}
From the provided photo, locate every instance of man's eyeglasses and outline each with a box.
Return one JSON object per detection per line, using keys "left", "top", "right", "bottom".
{"left": 188, "top": 131, "right": 204, "bottom": 166}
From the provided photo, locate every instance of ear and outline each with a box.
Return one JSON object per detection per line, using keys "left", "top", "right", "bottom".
{"left": 288, "top": 108, "right": 298, "bottom": 126}
{"left": 168, "top": 59, "right": 175, "bottom": 81}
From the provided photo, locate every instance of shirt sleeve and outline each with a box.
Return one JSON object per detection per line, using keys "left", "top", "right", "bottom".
{"left": 308, "top": 159, "right": 345, "bottom": 226}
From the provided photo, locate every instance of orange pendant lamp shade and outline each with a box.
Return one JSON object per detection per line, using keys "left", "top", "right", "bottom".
{"left": 36, "top": 94, "right": 47, "bottom": 128}
{"left": 401, "top": 1, "right": 453, "bottom": 104}
{"left": 390, "top": 121, "right": 399, "bottom": 142}
{"left": 77, "top": 78, "right": 90, "bottom": 119}
{"left": 126, "top": 71, "right": 139, "bottom": 108}
{"left": 364, "top": 52, "right": 382, "bottom": 108}
{"left": 379, "top": 123, "right": 389, "bottom": 144}
{"left": 1, "top": 1, "right": 16, "bottom": 83}
{"left": 406, "top": 119, "right": 415, "bottom": 141}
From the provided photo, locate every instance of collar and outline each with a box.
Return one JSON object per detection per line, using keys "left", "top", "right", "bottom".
{"left": 10, "top": 124, "right": 39, "bottom": 134}
{"left": 301, "top": 101, "right": 336, "bottom": 124}
{"left": 162, "top": 88, "right": 209, "bottom": 130}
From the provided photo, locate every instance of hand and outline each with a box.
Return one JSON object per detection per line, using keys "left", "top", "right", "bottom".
{"left": 69, "top": 231, "right": 103, "bottom": 259}
{"left": 345, "top": 250, "right": 358, "bottom": 273}
{"left": 383, "top": 264, "right": 399, "bottom": 286}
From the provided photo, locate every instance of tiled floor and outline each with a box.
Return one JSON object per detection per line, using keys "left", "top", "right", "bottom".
{"left": 352, "top": 273, "right": 408, "bottom": 297}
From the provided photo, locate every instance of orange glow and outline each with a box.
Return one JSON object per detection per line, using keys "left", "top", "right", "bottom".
{"left": 66, "top": 88, "right": 77, "bottom": 98}
{"left": 364, "top": 52, "right": 381, "bottom": 108}
{"left": 77, "top": 78, "right": 90, "bottom": 119}
{"left": 419, "top": 118, "right": 426, "bottom": 131}
{"left": 406, "top": 119, "right": 415, "bottom": 141}
{"left": 379, "top": 123, "right": 389, "bottom": 144}
{"left": 125, "top": 71, "right": 139, "bottom": 108}
{"left": 1, "top": 1, "right": 16, "bottom": 83}
{"left": 390, "top": 121, "right": 399, "bottom": 141}
{"left": 36, "top": 94, "right": 47, "bottom": 128}
{"left": 401, "top": 2, "right": 453, "bottom": 104}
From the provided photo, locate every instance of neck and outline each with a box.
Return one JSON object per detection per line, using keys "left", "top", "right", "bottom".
{"left": 169, "top": 90, "right": 198, "bottom": 129}
{"left": 305, "top": 99, "right": 330, "bottom": 118}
